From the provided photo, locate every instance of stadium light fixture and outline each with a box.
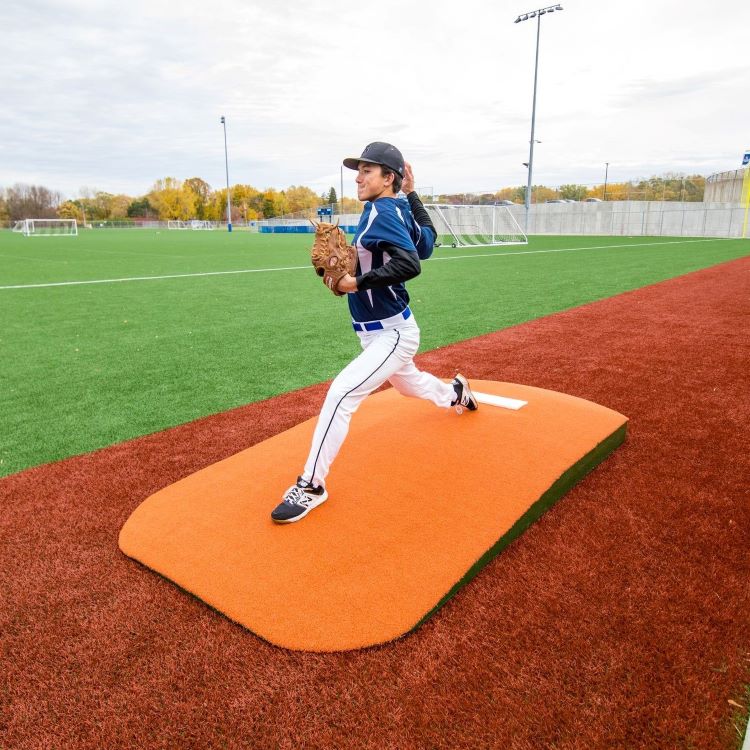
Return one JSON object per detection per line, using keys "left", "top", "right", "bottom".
{"left": 514, "top": 4, "right": 564, "bottom": 233}
{"left": 220, "top": 115, "right": 232, "bottom": 233}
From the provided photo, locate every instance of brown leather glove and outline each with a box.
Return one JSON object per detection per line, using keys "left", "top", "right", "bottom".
{"left": 310, "top": 220, "right": 357, "bottom": 296}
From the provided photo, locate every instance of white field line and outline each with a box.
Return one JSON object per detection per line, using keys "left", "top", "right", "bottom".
{"left": 0, "top": 264, "right": 311, "bottom": 290}
{"left": 0, "top": 238, "right": 726, "bottom": 291}
{"left": 433, "top": 237, "right": 725, "bottom": 262}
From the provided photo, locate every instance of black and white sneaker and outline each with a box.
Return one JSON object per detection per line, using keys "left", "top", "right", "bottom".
{"left": 271, "top": 477, "right": 328, "bottom": 524}
{"left": 451, "top": 373, "right": 479, "bottom": 414}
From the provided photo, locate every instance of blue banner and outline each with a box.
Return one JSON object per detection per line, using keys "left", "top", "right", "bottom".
{"left": 743, "top": 149, "right": 750, "bottom": 166}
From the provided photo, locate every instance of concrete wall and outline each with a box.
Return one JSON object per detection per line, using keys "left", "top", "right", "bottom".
{"left": 259, "top": 204, "right": 747, "bottom": 239}
{"left": 258, "top": 214, "right": 361, "bottom": 234}
{"left": 510, "top": 201, "right": 746, "bottom": 238}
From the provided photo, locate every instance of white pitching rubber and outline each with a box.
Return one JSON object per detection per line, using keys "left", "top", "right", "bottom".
{"left": 474, "top": 392, "right": 528, "bottom": 410}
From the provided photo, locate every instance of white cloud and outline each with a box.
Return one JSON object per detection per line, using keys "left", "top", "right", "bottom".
{"left": 1, "top": 0, "right": 748, "bottom": 199}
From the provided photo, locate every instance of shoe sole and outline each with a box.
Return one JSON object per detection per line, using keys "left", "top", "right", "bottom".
{"left": 271, "top": 492, "right": 328, "bottom": 524}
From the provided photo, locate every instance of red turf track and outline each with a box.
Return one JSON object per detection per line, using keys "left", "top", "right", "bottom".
{"left": 2, "top": 257, "right": 749, "bottom": 749}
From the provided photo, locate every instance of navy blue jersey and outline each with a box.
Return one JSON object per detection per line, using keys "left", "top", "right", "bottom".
{"left": 348, "top": 197, "right": 435, "bottom": 322}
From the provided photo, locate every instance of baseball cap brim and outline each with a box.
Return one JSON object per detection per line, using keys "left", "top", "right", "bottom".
{"left": 343, "top": 156, "right": 380, "bottom": 171}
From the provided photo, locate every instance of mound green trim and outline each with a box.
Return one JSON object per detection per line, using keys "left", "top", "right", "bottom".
{"left": 413, "top": 422, "right": 628, "bottom": 632}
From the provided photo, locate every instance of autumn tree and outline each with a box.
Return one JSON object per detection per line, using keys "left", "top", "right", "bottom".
{"left": 90, "top": 192, "right": 113, "bottom": 219}
{"left": 0, "top": 191, "right": 9, "bottom": 224}
{"left": 284, "top": 185, "right": 321, "bottom": 215}
{"left": 559, "top": 184, "right": 588, "bottom": 201}
{"left": 585, "top": 173, "right": 705, "bottom": 202}
{"left": 57, "top": 200, "right": 85, "bottom": 222}
{"left": 636, "top": 174, "right": 705, "bottom": 202}
{"left": 510, "top": 187, "right": 526, "bottom": 203}
{"left": 73, "top": 192, "right": 132, "bottom": 221}
{"left": 434, "top": 194, "right": 464, "bottom": 204}
{"left": 127, "top": 197, "right": 157, "bottom": 218}
{"left": 205, "top": 185, "right": 261, "bottom": 222}
{"left": 109, "top": 194, "right": 131, "bottom": 218}
{"left": 523, "top": 185, "right": 556, "bottom": 203}
{"left": 5, "top": 184, "right": 62, "bottom": 221}
{"left": 204, "top": 189, "right": 227, "bottom": 222}
{"left": 599, "top": 182, "right": 634, "bottom": 201}
{"left": 148, "top": 177, "right": 197, "bottom": 220}
{"left": 341, "top": 196, "right": 362, "bottom": 214}
{"left": 261, "top": 188, "right": 287, "bottom": 218}
{"left": 231, "top": 184, "right": 263, "bottom": 222}
{"left": 494, "top": 187, "right": 523, "bottom": 203}
{"left": 449, "top": 193, "right": 496, "bottom": 205}
{"left": 184, "top": 177, "right": 212, "bottom": 218}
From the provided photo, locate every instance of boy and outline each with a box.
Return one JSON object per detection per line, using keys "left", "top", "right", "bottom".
{"left": 271, "top": 142, "right": 477, "bottom": 523}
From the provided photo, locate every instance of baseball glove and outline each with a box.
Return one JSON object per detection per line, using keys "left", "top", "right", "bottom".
{"left": 310, "top": 220, "right": 357, "bottom": 296}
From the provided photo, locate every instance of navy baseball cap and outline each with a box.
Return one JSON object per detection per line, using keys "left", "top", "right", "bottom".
{"left": 343, "top": 142, "right": 405, "bottom": 177}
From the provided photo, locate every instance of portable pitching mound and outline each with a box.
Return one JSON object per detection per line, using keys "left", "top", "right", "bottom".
{"left": 119, "top": 381, "right": 627, "bottom": 651}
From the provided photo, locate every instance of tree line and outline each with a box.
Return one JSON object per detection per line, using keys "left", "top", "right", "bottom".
{"left": 0, "top": 172, "right": 706, "bottom": 224}
{"left": 0, "top": 179, "right": 362, "bottom": 224}
{"left": 441, "top": 173, "right": 706, "bottom": 206}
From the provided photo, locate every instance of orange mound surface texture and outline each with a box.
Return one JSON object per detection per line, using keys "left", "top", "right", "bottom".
{"left": 119, "top": 381, "right": 627, "bottom": 651}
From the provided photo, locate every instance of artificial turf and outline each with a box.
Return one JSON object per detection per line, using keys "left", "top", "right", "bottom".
{"left": 1, "top": 230, "right": 747, "bottom": 477}
{"left": 2, "top": 257, "right": 747, "bottom": 749}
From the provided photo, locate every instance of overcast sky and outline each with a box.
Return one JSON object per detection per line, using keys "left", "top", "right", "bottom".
{"left": 2, "top": 0, "right": 748, "bottom": 201}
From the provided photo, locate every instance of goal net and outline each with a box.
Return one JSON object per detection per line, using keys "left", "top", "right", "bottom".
{"left": 424, "top": 204, "right": 527, "bottom": 247}
{"left": 168, "top": 220, "right": 215, "bottom": 230}
{"left": 14, "top": 219, "right": 78, "bottom": 237}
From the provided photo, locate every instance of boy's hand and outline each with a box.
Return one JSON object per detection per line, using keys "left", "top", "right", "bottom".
{"left": 336, "top": 274, "right": 358, "bottom": 294}
{"left": 402, "top": 162, "right": 415, "bottom": 195}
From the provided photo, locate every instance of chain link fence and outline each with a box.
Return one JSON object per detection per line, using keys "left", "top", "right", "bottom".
{"left": 704, "top": 169, "right": 747, "bottom": 203}
{"left": 3, "top": 201, "right": 747, "bottom": 238}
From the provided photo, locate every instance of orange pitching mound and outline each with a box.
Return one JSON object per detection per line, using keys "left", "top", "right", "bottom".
{"left": 119, "top": 381, "right": 627, "bottom": 651}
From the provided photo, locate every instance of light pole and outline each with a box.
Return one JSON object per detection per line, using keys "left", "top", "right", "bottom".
{"left": 604, "top": 162, "right": 609, "bottom": 201}
{"left": 220, "top": 115, "right": 232, "bottom": 232}
{"left": 515, "top": 4, "right": 563, "bottom": 233}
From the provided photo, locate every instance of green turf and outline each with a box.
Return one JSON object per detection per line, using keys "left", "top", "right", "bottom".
{"left": 1, "top": 230, "right": 747, "bottom": 477}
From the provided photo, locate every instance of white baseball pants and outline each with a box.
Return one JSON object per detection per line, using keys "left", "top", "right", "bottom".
{"left": 302, "top": 317, "right": 454, "bottom": 488}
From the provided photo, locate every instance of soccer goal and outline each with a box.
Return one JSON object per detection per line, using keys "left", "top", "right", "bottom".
{"left": 168, "top": 219, "right": 215, "bottom": 230}
{"left": 13, "top": 219, "right": 78, "bottom": 237}
{"left": 424, "top": 204, "right": 527, "bottom": 247}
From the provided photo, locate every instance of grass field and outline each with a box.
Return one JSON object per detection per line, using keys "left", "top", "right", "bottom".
{"left": 1, "top": 229, "right": 747, "bottom": 478}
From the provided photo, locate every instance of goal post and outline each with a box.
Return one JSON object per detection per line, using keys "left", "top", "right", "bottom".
{"left": 424, "top": 204, "right": 527, "bottom": 247}
{"left": 168, "top": 219, "right": 216, "bottom": 230}
{"left": 15, "top": 219, "right": 78, "bottom": 237}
